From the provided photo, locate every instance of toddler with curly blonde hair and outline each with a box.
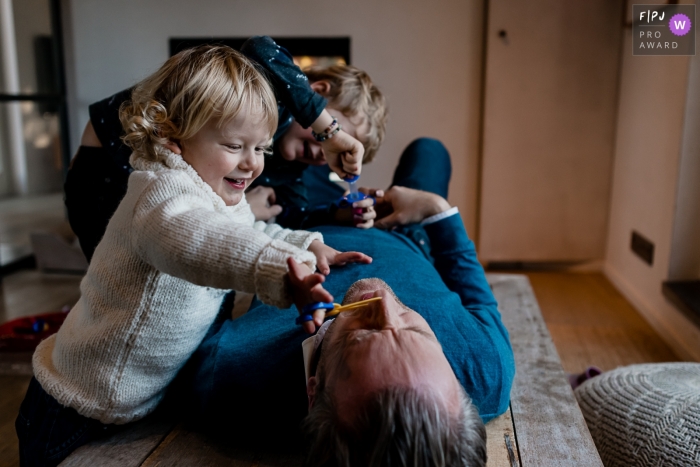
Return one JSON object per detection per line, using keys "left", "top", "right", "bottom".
{"left": 16, "top": 45, "right": 369, "bottom": 467}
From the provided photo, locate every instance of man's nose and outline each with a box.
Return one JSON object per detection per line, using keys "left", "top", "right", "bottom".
{"left": 363, "top": 290, "right": 400, "bottom": 329}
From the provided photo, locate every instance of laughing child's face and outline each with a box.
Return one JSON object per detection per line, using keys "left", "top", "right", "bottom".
{"left": 165, "top": 109, "right": 270, "bottom": 206}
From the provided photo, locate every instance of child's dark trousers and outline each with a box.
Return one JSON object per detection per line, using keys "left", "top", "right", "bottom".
{"left": 15, "top": 377, "right": 116, "bottom": 467}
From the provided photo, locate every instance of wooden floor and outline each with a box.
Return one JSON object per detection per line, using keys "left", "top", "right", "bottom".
{"left": 0, "top": 270, "right": 81, "bottom": 323}
{"left": 0, "top": 271, "right": 680, "bottom": 467}
{"left": 523, "top": 271, "right": 679, "bottom": 374}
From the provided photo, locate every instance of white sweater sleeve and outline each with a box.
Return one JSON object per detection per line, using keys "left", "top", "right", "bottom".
{"left": 252, "top": 221, "right": 323, "bottom": 250}
{"left": 130, "top": 175, "right": 316, "bottom": 308}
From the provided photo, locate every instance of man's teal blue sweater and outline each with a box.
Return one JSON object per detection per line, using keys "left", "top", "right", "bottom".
{"left": 190, "top": 215, "right": 515, "bottom": 436}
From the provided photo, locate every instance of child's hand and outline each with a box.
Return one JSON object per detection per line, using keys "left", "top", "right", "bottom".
{"left": 287, "top": 258, "right": 334, "bottom": 334}
{"left": 308, "top": 240, "right": 372, "bottom": 275}
{"left": 335, "top": 189, "right": 383, "bottom": 229}
{"left": 321, "top": 130, "right": 364, "bottom": 179}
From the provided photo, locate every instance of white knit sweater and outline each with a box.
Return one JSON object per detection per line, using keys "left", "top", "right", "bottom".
{"left": 33, "top": 149, "right": 321, "bottom": 424}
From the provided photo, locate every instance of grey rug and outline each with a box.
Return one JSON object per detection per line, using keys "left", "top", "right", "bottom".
{"left": 576, "top": 363, "right": 700, "bottom": 467}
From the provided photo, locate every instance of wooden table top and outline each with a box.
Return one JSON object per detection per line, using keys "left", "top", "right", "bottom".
{"left": 62, "top": 274, "right": 602, "bottom": 467}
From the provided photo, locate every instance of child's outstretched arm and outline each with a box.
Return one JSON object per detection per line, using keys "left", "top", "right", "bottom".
{"left": 307, "top": 239, "right": 372, "bottom": 276}
{"left": 287, "top": 258, "right": 333, "bottom": 334}
{"left": 130, "top": 174, "right": 317, "bottom": 309}
{"left": 251, "top": 218, "right": 372, "bottom": 274}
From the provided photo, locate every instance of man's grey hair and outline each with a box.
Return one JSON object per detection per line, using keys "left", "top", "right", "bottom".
{"left": 303, "top": 384, "right": 486, "bottom": 467}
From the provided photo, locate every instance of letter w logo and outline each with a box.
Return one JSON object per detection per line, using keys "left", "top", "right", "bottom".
{"left": 674, "top": 20, "right": 686, "bottom": 30}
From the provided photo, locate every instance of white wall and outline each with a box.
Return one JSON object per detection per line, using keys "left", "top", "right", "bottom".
{"left": 669, "top": 46, "right": 700, "bottom": 280}
{"left": 604, "top": 27, "right": 700, "bottom": 361}
{"left": 62, "top": 0, "right": 485, "bottom": 236}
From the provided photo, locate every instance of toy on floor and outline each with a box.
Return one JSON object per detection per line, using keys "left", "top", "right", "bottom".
{"left": 0, "top": 307, "right": 70, "bottom": 352}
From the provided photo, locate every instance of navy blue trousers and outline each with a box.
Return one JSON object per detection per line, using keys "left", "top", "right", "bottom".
{"left": 15, "top": 378, "right": 117, "bottom": 467}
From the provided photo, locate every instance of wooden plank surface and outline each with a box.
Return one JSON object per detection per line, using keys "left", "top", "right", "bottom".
{"left": 489, "top": 274, "right": 602, "bottom": 466}
{"left": 62, "top": 273, "right": 595, "bottom": 466}
{"left": 60, "top": 415, "right": 175, "bottom": 467}
{"left": 486, "top": 408, "right": 520, "bottom": 467}
{"left": 130, "top": 415, "right": 517, "bottom": 467}
{"left": 140, "top": 424, "right": 257, "bottom": 467}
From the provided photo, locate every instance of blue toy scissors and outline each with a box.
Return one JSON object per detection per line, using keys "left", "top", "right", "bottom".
{"left": 336, "top": 174, "right": 375, "bottom": 209}
{"left": 295, "top": 297, "right": 383, "bottom": 325}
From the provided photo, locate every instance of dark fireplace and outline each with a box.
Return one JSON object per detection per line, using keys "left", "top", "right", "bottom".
{"left": 169, "top": 37, "right": 350, "bottom": 68}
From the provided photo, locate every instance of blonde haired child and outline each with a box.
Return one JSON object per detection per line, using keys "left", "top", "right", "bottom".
{"left": 301, "top": 64, "right": 387, "bottom": 164}
{"left": 16, "top": 45, "right": 369, "bottom": 467}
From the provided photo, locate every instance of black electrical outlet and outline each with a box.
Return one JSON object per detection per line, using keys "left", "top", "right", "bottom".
{"left": 631, "top": 231, "right": 654, "bottom": 266}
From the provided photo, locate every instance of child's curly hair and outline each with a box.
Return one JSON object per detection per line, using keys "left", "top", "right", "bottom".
{"left": 304, "top": 65, "right": 388, "bottom": 164}
{"left": 120, "top": 45, "right": 278, "bottom": 162}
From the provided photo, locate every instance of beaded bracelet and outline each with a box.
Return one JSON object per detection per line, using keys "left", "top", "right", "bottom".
{"left": 314, "top": 124, "right": 342, "bottom": 142}
{"left": 313, "top": 117, "right": 338, "bottom": 137}
{"left": 311, "top": 117, "right": 342, "bottom": 142}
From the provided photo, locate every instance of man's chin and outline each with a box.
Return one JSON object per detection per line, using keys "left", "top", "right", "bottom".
{"left": 342, "top": 278, "right": 391, "bottom": 305}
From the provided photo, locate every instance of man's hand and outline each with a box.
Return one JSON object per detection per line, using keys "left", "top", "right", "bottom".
{"left": 246, "top": 186, "right": 283, "bottom": 221}
{"left": 334, "top": 190, "right": 382, "bottom": 229}
{"left": 287, "top": 258, "right": 334, "bottom": 334}
{"left": 307, "top": 240, "right": 372, "bottom": 275}
{"left": 368, "top": 186, "right": 452, "bottom": 230}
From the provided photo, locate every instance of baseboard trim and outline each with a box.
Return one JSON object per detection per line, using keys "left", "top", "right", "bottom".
{"left": 603, "top": 263, "right": 700, "bottom": 362}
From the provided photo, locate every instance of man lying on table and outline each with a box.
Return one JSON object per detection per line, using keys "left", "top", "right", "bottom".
{"left": 189, "top": 185, "right": 515, "bottom": 467}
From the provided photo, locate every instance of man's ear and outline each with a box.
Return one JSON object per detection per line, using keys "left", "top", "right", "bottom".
{"left": 163, "top": 140, "right": 182, "bottom": 154}
{"left": 307, "top": 376, "right": 318, "bottom": 410}
{"left": 310, "top": 80, "right": 331, "bottom": 96}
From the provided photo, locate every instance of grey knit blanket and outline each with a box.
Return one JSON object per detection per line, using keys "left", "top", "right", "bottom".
{"left": 575, "top": 363, "right": 700, "bottom": 467}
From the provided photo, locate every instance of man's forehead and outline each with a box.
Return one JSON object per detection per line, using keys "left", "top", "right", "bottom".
{"left": 332, "top": 341, "right": 462, "bottom": 424}
{"left": 340, "top": 326, "right": 441, "bottom": 362}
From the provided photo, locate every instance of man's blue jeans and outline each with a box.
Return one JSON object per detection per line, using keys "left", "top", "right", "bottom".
{"left": 390, "top": 138, "right": 453, "bottom": 260}
{"left": 391, "top": 137, "right": 451, "bottom": 199}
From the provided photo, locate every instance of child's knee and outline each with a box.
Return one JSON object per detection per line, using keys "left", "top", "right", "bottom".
{"left": 406, "top": 137, "right": 450, "bottom": 159}
{"left": 401, "top": 138, "right": 452, "bottom": 172}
